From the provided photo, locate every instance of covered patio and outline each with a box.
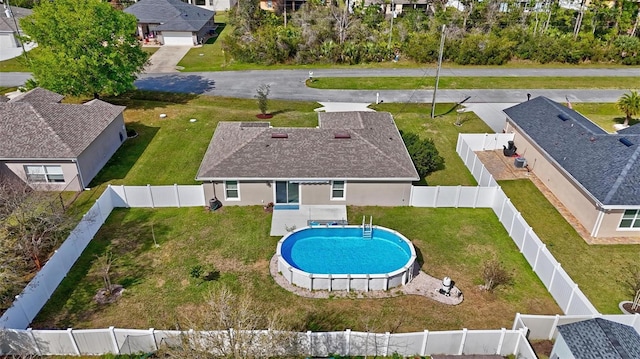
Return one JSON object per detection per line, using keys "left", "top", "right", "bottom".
{"left": 270, "top": 205, "right": 348, "bottom": 236}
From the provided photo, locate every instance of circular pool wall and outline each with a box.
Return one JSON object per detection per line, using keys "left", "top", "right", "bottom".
{"left": 276, "top": 226, "right": 416, "bottom": 292}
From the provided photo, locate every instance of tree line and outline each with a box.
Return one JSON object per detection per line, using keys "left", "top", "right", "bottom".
{"left": 222, "top": 0, "right": 640, "bottom": 65}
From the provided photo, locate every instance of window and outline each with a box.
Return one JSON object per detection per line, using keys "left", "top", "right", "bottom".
{"left": 196, "top": 0, "right": 206, "bottom": 5}
{"left": 24, "top": 165, "right": 65, "bottom": 183}
{"left": 331, "top": 181, "right": 345, "bottom": 200}
{"left": 224, "top": 181, "right": 239, "bottom": 200}
{"left": 619, "top": 209, "right": 640, "bottom": 229}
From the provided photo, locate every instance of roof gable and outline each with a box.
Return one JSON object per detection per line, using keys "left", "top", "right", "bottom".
{"left": 504, "top": 97, "right": 640, "bottom": 206}
{"left": 196, "top": 112, "right": 419, "bottom": 181}
{"left": 124, "top": 0, "right": 214, "bottom": 32}
{"left": 557, "top": 318, "right": 640, "bottom": 359}
{"left": 0, "top": 88, "right": 125, "bottom": 159}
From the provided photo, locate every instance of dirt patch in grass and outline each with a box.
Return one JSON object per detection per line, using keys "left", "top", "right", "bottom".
{"left": 531, "top": 339, "right": 554, "bottom": 358}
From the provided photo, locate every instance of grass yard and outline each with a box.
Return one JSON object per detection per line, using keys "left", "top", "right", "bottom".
{"left": 306, "top": 77, "right": 640, "bottom": 90}
{"left": 33, "top": 205, "right": 561, "bottom": 332}
{"left": 572, "top": 102, "right": 639, "bottom": 133}
{"left": 499, "top": 180, "right": 640, "bottom": 314}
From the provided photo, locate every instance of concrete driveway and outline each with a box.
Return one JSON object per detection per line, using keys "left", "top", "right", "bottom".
{"left": 143, "top": 46, "right": 192, "bottom": 73}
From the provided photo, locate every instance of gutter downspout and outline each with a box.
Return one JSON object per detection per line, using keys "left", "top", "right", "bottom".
{"left": 73, "top": 159, "right": 86, "bottom": 190}
{"left": 591, "top": 208, "right": 605, "bottom": 237}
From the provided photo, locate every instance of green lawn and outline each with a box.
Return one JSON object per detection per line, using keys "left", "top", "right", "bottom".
{"left": 32, "top": 205, "right": 561, "bottom": 332}
{"left": 306, "top": 77, "right": 640, "bottom": 90}
{"left": 572, "top": 102, "right": 639, "bottom": 133}
{"left": 499, "top": 180, "right": 640, "bottom": 314}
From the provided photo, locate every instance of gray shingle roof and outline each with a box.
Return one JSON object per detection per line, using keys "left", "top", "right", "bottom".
{"left": 124, "top": 0, "right": 214, "bottom": 32}
{"left": 557, "top": 318, "right": 640, "bottom": 359}
{"left": 0, "top": 88, "right": 125, "bottom": 159}
{"left": 504, "top": 97, "right": 640, "bottom": 207}
{"left": 196, "top": 112, "right": 419, "bottom": 181}
{"left": 0, "top": 5, "right": 31, "bottom": 33}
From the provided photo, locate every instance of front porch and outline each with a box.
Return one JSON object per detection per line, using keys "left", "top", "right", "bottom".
{"left": 270, "top": 205, "right": 348, "bottom": 236}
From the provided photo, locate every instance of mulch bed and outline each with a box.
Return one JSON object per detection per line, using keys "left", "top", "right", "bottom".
{"left": 621, "top": 302, "right": 640, "bottom": 314}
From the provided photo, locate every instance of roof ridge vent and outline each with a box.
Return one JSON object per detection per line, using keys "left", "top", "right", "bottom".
{"left": 619, "top": 137, "right": 634, "bottom": 147}
{"left": 558, "top": 113, "right": 571, "bottom": 121}
{"left": 271, "top": 132, "right": 288, "bottom": 139}
{"left": 334, "top": 131, "right": 351, "bottom": 139}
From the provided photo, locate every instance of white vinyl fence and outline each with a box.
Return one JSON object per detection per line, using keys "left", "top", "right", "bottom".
{"left": 0, "top": 185, "right": 206, "bottom": 330}
{"left": 513, "top": 313, "right": 640, "bottom": 340}
{"left": 0, "top": 327, "right": 536, "bottom": 358}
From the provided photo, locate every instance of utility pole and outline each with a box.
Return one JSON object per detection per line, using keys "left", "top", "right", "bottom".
{"left": 573, "top": 0, "right": 586, "bottom": 40}
{"left": 431, "top": 24, "right": 446, "bottom": 119}
{"left": 388, "top": 0, "right": 395, "bottom": 48}
{"left": 4, "top": 0, "right": 28, "bottom": 62}
{"left": 284, "top": 0, "right": 287, "bottom": 27}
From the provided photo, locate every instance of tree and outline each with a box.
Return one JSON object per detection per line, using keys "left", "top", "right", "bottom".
{"left": 0, "top": 174, "right": 77, "bottom": 311}
{"left": 481, "top": 258, "right": 512, "bottom": 292}
{"left": 19, "top": 0, "right": 148, "bottom": 98}
{"left": 255, "top": 83, "right": 270, "bottom": 115}
{"left": 400, "top": 130, "right": 445, "bottom": 179}
{"left": 616, "top": 90, "right": 640, "bottom": 126}
{"left": 158, "top": 286, "right": 301, "bottom": 358}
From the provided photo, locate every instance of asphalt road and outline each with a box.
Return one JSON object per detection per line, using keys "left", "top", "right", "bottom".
{"left": 2, "top": 68, "right": 638, "bottom": 103}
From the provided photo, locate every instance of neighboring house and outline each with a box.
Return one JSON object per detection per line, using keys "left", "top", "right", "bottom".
{"left": 503, "top": 96, "right": 640, "bottom": 238}
{"left": 0, "top": 88, "right": 127, "bottom": 191}
{"left": 550, "top": 318, "right": 640, "bottom": 359}
{"left": 196, "top": 112, "right": 419, "bottom": 207}
{"left": 0, "top": 5, "right": 31, "bottom": 51}
{"left": 180, "top": 0, "right": 237, "bottom": 12}
{"left": 124, "top": 0, "right": 215, "bottom": 46}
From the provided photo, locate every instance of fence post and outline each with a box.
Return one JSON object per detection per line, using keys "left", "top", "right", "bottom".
{"left": 384, "top": 332, "right": 390, "bottom": 356}
{"left": 345, "top": 329, "right": 351, "bottom": 356}
{"left": 13, "top": 295, "right": 31, "bottom": 328}
{"left": 147, "top": 184, "right": 155, "bottom": 208}
{"left": 498, "top": 197, "right": 507, "bottom": 221}
{"left": 549, "top": 314, "right": 560, "bottom": 340}
{"left": 67, "top": 328, "right": 81, "bottom": 355}
{"left": 121, "top": 185, "right": 130, "bottom": 207}
{"left": 533, "top": 243, "right": 544, "bottom": 271}
{"left": 549, "top": 263, "right": 561, "bottom": 293}
{"left": 496, "top": 328, "right": 506, "bottom": 355}
{"left": 470, "top": 153, "right": 478, "bottom": 179}
{"left": 566, "top": 284, "right": 578, "bottom": 314}
{"left": 519, "top": 225, "right": 527, "bottom": 253}
{"left": 27, "top": 328, "right": 42, "bottom": 356}
{"left": 149, "top": 328, "right": 158, "bottom": 350}
{"left": 109, "top": 326, "right": 120, "bottom": 354}
{"left": 458, "top": 328, "right": 467, "bottom": 354}
{"left": 433, "top": 186, "right": 439, "bottom": 207}
{"left": 473, "top": 186, "right": 480, "bottom": 208}
{"left": 174, "top": 184, "right": 181, "bottom": 208}
{"left": 512, "top": 313, "right": 521, "bottom": 331}
{"left": 455, "top": 185, "right": 462, "bottom": 208}
{"left": 514, "top": 328, "right": 526, "bottom": 355}
{"left": 420, "top": 330, "right": 429, "bottom": 356}
{"left": 478, "top": 165, "right": 485, "bottom": 186}
{"left": 94, "top": 199, "right": 104, "bottom": 224}
{"left": 509, "top": 211, "right": 519, "bottom": 236}
{"left": 307, "top": 331, "right": 313, "bottom": 356}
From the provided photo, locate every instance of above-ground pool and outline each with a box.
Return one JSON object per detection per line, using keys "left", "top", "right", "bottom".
{"left": 277, "top": 226, "right": 417, "bottom": 292}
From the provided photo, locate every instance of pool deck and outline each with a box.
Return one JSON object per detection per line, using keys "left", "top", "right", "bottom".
{"left": 269, "top": 254, "right": 464, "bottom": 305}
{"left": 270, "top": 205, "right": 348, "bottom": 236}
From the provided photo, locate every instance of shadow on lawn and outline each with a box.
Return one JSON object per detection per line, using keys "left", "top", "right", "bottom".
{"left": 32, "top": 210, "right": 168, "bottom": 328}
{"left": 134, "top": 74, "right": 216, "bottom": 96}
{"left": 88, "top": 122, "right": 159, "bottom": 187}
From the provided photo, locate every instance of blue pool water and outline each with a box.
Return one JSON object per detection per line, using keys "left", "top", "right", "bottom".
{"left": 280, "top": 227, "right": 413, "bottom": 275}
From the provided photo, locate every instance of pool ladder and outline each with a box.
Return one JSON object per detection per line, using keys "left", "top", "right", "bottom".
{"left": 362, "top": 216, "right": 373, "bottom": 238}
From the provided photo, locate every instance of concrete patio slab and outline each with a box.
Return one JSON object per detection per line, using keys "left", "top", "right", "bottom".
{"left": 270, "top": 205, "right": 347, "bottom": 236}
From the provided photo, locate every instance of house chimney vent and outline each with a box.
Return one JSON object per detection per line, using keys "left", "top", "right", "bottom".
{"left": 334, "top": 131, "right": 351, "bottom": 139}
{"left": 558, "top": 114, "right": 570, "bottom": 122}
{"left": 271, "top": 133, "right": 288, "bottom": 139}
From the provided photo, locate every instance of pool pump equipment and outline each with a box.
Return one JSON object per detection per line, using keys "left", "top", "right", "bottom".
{"left": 439, "top": 276, "right": 453, "bottom": 296}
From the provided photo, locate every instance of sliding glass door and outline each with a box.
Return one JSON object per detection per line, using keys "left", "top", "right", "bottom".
{"left": 275, "top": 181, "right": 299, "bottom": 204}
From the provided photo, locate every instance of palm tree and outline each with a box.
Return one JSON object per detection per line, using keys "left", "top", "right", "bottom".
{"left": 617, "top": 90, "right": 640, "bottom": 127}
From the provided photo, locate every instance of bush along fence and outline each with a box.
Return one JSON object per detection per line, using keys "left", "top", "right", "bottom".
{"left": 0, "top": 326, "right": 537, "bottom": 357}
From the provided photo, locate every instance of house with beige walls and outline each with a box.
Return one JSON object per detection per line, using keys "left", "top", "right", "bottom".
{"left": 503, "top": 97, "right": 640, "bottom": 239}
{"left": 0, "top": 88, "right": 126, "bottom": 191}
{"left": 196, "top": 111, "right": 419, "bottom": 208}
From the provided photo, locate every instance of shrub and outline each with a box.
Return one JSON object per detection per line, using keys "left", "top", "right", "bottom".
{"left": 481, "top": 259, "right": 512, "bottom": 292}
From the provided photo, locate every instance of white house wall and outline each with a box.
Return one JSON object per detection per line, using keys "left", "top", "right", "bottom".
{"left": 76, "top": 114, "right": 127, "bottom": 189}
{"left": 2, "top": 161, "right": 79, "bottom": 191}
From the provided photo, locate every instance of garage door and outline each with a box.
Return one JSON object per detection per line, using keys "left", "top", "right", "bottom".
{"left": 161, "top": 32, "right": 194, "bottom": 46}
